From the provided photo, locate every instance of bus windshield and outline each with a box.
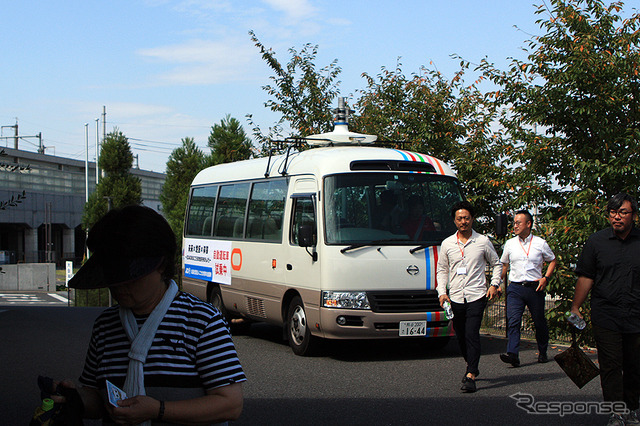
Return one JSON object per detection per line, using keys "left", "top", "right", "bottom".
{"left": 323, "top": 172, "right": 463, "bottom": 246}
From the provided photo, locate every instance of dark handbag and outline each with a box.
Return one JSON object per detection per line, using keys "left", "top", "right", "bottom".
{"left": 554, "top": 329, "right": 599, "bottom": 389}
{"left": 33, "top": 376, "right": 84, "bottom": 426}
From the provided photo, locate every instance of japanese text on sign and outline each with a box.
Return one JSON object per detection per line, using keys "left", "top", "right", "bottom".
{"left": 183, "top": 238, "right": 233, "bottom": 285}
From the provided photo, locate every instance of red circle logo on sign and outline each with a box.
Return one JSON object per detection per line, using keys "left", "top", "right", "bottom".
{"left": 231, "top": 248, "right": 242, "bottom": 271}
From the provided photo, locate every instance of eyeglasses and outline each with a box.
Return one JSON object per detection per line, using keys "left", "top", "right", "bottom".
{"left": 608, "top": 210, "right": 632, "bottom": 218}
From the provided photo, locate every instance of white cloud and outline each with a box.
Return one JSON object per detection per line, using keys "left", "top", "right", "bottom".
{"left": 137, "top": 38, "right": 258, "bottom": 85}
{"left": 104, "top": 102, "right": 176, "bottom": 118}
{"left": 261, "top": 0, "right": 317, "bottom": 20}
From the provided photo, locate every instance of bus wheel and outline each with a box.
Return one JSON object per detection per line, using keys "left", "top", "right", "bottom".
{"left": 208, "top": 285, "right": 228, "bottom": 318}
{"left": 287, "top": 296, "right": 317, "bottom": 356}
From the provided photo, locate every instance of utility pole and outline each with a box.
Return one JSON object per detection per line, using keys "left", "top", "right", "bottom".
{"left": 101, "top": 106, "right": 106, "bottom": 179}
{"left": 37, "top": 133, "right": 44, "bottom": 154}
{"left": 95, "top": 118, "right": 100, "bottom": 185}
{"left": 84, "top": 124, "right": 89, "bottom": 203}
{"left": 1, "top": 121, "right": 18, "bottom": 149}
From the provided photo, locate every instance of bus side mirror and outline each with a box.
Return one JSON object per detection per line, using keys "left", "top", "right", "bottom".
{"left": 298, "top": 225, "right": 315, "bottom": 247}
{"left": 495, "top": 213, "right": 509, "bottom": 238}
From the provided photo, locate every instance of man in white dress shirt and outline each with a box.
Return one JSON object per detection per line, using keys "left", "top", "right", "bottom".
{"left": 499, "top": 210, "right": 556, "bottom": 367}
{"left": 437, "top": 201, "right": 502, "bottom": 393}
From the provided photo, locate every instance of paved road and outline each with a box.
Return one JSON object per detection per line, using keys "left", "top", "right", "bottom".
{"left": 0, "top": 291, "right": 72, "bottom": 306}
{"left": 1, "top": 305, "right": 608, "bottom": 425}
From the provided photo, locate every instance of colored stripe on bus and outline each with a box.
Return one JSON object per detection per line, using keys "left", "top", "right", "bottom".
{"left": 394, "top": 149, "right": 410, "bottom": 163}
{"left": 394, "top": 149, "right": 446, "bottom": 175}
{"left": 413, "top": 151, "right": 446, "bottom": 175}
{"left": 423, "top": 245, "right": 439, "bottom": 290}
{"left": 424, "top": 246, "right": 431, "bottom": 290}
{"left": 426, "top": 311, "right": 447, "bottom": 322}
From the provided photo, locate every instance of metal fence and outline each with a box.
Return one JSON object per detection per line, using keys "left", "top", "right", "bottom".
{"left": 482, "top": 294, "right": 573, "bottom": 344}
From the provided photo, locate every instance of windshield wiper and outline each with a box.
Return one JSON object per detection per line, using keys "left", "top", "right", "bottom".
{"left": 409, "top": 241, "right": 441, "bottom": 254}
{"left": 340, "top": 238, "right": 411, "bottom": 253}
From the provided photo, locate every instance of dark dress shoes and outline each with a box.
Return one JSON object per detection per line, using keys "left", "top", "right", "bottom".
{"left": 500, "top": 352, "right": 521, "bottom": 367}
{"left": 460, "top": 376, "right": 477, "bottom": 393}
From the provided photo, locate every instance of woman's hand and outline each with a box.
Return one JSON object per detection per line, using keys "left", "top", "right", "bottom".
{"left": 49, "top": 379, "right": 76, "bottom": 404}
{"left": 107, "top": 395, "right": 159, "bottom": 425}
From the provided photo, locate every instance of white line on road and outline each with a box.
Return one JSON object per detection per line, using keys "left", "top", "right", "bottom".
{"left": 48, "top": 293, "right": 69, "bottom": 302}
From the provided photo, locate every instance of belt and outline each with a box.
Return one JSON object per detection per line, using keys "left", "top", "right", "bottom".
{"left": 510, "top": 281, "right": 538, "bottom": 288}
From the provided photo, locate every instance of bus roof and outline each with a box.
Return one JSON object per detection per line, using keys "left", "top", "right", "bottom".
{"left": 191, "top": 146, "right": 456, "bottom": 186}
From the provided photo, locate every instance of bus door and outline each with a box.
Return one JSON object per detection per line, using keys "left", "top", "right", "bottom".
{"left": 284, "top": 178, "right": 322, "bottom": 345}
{"left": 286, "top": 179, "right": 320, "bottom": 290}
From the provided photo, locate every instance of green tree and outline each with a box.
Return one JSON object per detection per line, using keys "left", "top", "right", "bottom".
{"left": 351, "top": 62, "right": 516, "bottom": 231}
{"left": 82, "top": 129, "right": 142, "bottom": 230}
{"left": 248, "top": 31, "right": 341, "bottom": 149}
{"left": 208, "top": 115, "right": 254, "bottom": 165}
{"left": 161, "top": 137, "right": 206, "bottom": 241}
{"left": 477, "top": 0, "right": 640, "bottom": 342}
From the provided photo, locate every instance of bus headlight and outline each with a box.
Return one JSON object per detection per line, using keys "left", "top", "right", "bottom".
{"left": 322, "top": 291, "right": 371, "bottom": 310}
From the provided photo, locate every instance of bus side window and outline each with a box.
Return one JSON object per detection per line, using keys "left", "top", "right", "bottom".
{"left": 185, "top": 185, "right": 218, "bottom": 236}
{"left": 214, "top": 183, "right": 250, "bottom": 239}
{"left": 247, "top": 179, "right": 287, "bottom": 242}
{"left": 291, "top": 197, "right": 316, "bottom": 246}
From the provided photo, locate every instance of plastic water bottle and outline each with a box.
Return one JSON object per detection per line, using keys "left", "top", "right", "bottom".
{"left": 443, "top": 301, "right": 454, "bottom": 320}
{"left": 565, "top": 311, "right": 586, "bottom": 330}
{"left": 30, "top": 398, "right": 55, "bottom": 425}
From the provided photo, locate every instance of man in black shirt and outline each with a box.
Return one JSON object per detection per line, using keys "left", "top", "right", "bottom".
{"left": 571, "top": 192, "right": 640, "bottom": 425}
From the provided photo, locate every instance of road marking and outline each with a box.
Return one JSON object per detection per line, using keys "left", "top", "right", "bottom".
{"left": 0, "top": 293, "right": 41, "bottom": 302}
{"left": 0, "top": 293, "right": 68, "bottom": 304}
{"left": 48, "top": 293, "right": 69, "bottom": 302}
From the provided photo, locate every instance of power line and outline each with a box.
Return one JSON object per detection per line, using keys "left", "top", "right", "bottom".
{"left": 128, "top": 137, "right": 182, "bottom": 147}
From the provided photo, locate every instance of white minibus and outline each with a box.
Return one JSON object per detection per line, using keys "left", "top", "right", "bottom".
{"left": 182, "top": 110, "right": 463, "bottom": 355}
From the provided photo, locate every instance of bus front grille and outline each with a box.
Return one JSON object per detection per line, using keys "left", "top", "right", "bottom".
{"left": 367, "top": 290, "right": 441, "bottom": 313}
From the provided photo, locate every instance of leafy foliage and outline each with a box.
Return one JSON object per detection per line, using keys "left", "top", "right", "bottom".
{"left": 0, "top": 190, "right": 26, "bottom": 210}
{"left": 82, "top": 129, "right": 142, "bottom": 231}
{"left": 248, "top": 30, "right": 341, "bottom": 150}
{"left": 476, "top": 0, "right": 640, "bottom": 344}
{"left": 351, "top": 62, "right": 516, "bottom": 232}
{"left": 245, "top": 2, "right": 639, "bottom": 344}
{"left": 161, "top": 137, "right": 206, "bottom": 242}
{"left": 208, "top": 115, "right": 254, "bottom": 165}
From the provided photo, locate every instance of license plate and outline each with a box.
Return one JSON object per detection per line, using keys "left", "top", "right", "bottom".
{"left": 399, "top": 320, "right": 426, "bottom": 337}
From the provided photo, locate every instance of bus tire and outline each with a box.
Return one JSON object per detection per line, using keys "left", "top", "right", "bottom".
{"left": 208, "top": 284, "right": 228, "bottom": 319}
{"left": 287, "top": 296, "right": 317, "bottom": 356}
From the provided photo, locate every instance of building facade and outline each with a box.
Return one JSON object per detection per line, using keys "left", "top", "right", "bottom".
{"left": 0, "top": 147, "right": 165, "bottom": 265}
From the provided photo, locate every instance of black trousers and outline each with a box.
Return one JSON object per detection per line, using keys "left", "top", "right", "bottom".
{"left": 451, "top": 296, "right": 487, "bottom": 376}
{"left": 592, "top": 324, "right": 640, "bottom": 411}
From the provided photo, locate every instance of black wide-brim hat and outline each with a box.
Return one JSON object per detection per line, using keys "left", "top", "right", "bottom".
{"left": 69, "top": 205, "right": 176, "bottom": 289}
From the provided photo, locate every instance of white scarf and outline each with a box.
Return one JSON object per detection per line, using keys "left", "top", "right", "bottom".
{"left": 119, "top": 279, "right": 178, "bottom": 424}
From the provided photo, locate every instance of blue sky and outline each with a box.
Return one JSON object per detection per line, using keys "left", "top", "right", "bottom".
{"left": 2, "top": 1, "right": 547, "bottom": 173}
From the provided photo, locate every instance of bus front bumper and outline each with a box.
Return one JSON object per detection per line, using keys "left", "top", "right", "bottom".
{"left": 316, "top": 308, "right": 454, "bottom": 340}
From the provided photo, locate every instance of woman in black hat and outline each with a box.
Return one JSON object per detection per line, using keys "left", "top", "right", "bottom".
{"left": 53, "top": 205, "right": 245, "bottom": 425}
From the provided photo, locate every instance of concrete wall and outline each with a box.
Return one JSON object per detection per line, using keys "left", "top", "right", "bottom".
{"left": 0, "top": 263, "right": 56, "bottom": 291}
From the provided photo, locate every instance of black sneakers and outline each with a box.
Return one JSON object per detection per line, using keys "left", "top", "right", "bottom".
{"left": 538, "top": 353, "right": 549, "bottom": 363}
{"left": 500, "top": 352, "right": 521, "bottom": 367}
{"left": 460, "top": 376, "right": 476, "bottom": 393}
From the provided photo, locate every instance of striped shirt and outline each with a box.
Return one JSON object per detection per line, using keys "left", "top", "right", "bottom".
{"left": 79, "top": 291, "right": 246, "bottom": 405}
